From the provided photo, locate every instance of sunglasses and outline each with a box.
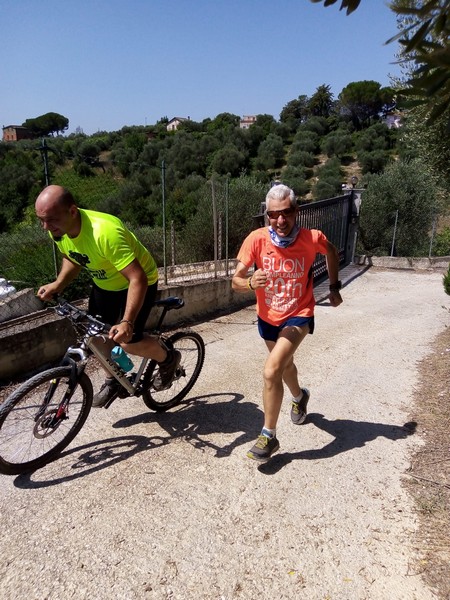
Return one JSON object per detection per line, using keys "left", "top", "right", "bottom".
{"left": 266, "top": 207, "right": 297, "bottom": 219}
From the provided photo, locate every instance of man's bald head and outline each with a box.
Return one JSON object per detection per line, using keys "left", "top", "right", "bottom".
{"left": 35, "top": 185, "right": 80, "bottom": 239}
{"left": 35, "top": 185, "right": 75, "bottom": 212}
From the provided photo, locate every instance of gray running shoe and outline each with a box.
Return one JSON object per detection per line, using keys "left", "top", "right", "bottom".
{"left": 153, "top": 349, "right": 181, "bottom": 391}
{"left": 290, "top": 388, "right": 310, "bottom": 425}
{"left": 247, "top": 434, "right": 280, "bottom": 462}
{"left": 92, "top": 377, "right": 119, "bottom": 407}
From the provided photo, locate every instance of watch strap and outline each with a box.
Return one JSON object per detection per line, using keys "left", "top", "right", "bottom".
{"left": 329, "top": 280, "right": 342, "bottom": 291}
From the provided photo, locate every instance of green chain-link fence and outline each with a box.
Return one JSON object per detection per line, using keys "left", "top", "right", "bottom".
{"left": 0, "top": 140, "right": 270, "bottom": 323}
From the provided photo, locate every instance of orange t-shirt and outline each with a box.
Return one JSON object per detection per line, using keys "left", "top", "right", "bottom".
{"left": 237, "top": 227, "right": 329, "bottom": 325}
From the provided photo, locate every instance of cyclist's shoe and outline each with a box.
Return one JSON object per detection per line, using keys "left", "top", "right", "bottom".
{"left": 92, "top": 377, "right": 119, "bottom": 408}
{"left": 290, "top": 388, "right": 310, "bottom": 425}
{"left": 247, "top": 434, "right": 280, "bottom": 463}
{"left": 153, "top": 349, "right": 181, "bottom": 391}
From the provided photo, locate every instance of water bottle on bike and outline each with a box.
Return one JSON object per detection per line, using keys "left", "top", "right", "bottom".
{"left": 111, "top": 346, "right": 133, "bottom": 372}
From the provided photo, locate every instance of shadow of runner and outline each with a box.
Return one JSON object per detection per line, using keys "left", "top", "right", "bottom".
{"left": 258, "top": 413, "right": 418, "bottom": 475}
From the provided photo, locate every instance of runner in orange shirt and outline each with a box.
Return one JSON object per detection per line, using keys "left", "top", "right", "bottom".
{"left": 232, "top": 184, "right": 343, "bottom": 462}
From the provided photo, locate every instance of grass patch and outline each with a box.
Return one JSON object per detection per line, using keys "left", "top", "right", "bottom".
{"left": 404, "top": 321, "right": 450, "bottom": 598}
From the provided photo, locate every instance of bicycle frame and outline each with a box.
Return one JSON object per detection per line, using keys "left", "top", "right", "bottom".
{"left": 58, "top": 304, "right": 150, "bottom": 397}
{"left": 56, "top": 296, "right": 183, "bottom": 398}
{"left": 85, "top": 339, "right": 149, "bottom": 395}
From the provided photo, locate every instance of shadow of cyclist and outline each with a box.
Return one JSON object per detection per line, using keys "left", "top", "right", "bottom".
{"left": 258, "top": 413, "right": 417, "bottom": 474}
{"left": 113, "top": 392, "right": 263, "bottom": 458}
{"left": 13, "top": 433, "right": 168, "bottom": 488}
{"left": 13, "top": 392, "right": 262, "bottom": 487}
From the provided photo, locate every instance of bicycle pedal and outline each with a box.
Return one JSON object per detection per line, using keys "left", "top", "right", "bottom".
{"left": 103, "top": 392, "right": 120, "bottom": 409}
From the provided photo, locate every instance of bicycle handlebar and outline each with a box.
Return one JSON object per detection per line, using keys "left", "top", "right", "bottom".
{"left": 52, "top": 294, "right": 185, "bottom": 337}
{"left": 54, "top": 298, "right": 110, "bottom": 334}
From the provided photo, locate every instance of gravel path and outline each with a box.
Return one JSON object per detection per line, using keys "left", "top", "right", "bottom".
{"left": 1, "top": 267, "right": 449, "bottom": 600}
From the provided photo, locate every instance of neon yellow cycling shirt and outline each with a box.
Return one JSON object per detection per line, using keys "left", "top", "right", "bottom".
{"left": 51, "top": 209, "right": 158, "bottom": 291}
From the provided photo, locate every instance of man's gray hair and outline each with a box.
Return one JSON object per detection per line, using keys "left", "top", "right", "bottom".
{"left": 265, "top": 184, "right": 296, "bottom": 211}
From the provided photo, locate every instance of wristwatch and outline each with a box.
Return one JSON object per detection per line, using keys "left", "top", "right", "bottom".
{"left": 329, "top": 280, "right": 342, "bottom": 292}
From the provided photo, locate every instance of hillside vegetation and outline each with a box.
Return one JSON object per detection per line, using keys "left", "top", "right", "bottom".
{"left": 1, "top": 79, "right": 449, "bottom": 279}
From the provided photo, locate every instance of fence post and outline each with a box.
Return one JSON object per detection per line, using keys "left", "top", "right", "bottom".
{"left": 429, "top": 215, "right": 437, "bottom": 258}
{"left": 171, "top": 220, "right": 176, "bottom": 266}
{"left": 39, "top": 138, "right": 51, "bottom": 187}
{"left": 211, "top": 177, "right": 218, "bottom": 278}
{"left": 348, "top": 189, "right": 362, "bottom": 264}
{"left": 39, "top": 138, "right": 59, "bottom": 279}
{"left": 391, "top": 209, "right": 399, "bottom": 257}
{"left": 225, "top": 176, "right": 229, "bottom": 276}
{"left": 161, "top": 161, "right": 168, "bottom": 285}
{"left": 218, "top": 214, "right": 222, "bottom": 261}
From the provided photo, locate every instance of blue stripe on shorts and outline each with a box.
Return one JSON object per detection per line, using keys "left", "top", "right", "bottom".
{"left": 257, "top": 315, "right": 315, "bottom": 342}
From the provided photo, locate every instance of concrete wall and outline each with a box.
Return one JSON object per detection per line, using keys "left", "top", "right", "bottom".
{"left": 354, "top": 255, "right": 450, "bottom": 271}
{"left": 0, "top": 316, "right": 77, "bottom": 383}
{"left": 0, "top": 278, "right": 254, "bottom": 383}
{"left": 0, "top": 288, "right": 44, "bottom": 323}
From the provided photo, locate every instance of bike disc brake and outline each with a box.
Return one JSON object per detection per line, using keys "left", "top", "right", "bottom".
{"left": 33, "top": 409, "right": 64, "bottom": 439}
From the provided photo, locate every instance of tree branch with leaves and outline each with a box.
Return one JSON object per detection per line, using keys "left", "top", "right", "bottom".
{"left": 311, "top": 0, "right": 450, "bottom": 125}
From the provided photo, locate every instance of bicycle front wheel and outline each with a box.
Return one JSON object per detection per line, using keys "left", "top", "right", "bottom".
{"left": 142, "top": 330, "right": 205, "bottom": 412}
{"left": 0, "top": 366, "right": 93, "bottom": 475}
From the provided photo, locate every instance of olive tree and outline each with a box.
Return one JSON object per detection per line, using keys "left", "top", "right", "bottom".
{"left": 359, "top": 159, "right": 440, "bottom": 256}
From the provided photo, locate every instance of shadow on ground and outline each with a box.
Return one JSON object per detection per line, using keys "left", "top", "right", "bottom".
{"left": 13, "top": 397, "right": 417, "bottom": 487}
{"left": 258, "top": 413, "right": 417, "bottom": 474}
{"left": 12, "top": 392, "right": 259, "bottom": 488}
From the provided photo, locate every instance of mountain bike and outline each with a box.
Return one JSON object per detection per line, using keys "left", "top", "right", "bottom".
{"left": 0, "top": 296, "right": 205, "bottom": 475}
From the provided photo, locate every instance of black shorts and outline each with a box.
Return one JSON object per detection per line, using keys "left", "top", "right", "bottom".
{"left": 88, "top": 282, "right": 158, "bottom": 343}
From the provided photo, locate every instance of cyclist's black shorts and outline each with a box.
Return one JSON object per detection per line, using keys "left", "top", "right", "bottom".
{"left": 88, "top": 282, "right": 158, "bottom": 343}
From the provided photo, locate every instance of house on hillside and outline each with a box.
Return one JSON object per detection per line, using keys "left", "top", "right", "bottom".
{"left": 239, "top": 115, "right": 257, "bottom": 129}
{"left": 166, "top": 117, "right": 190, "bottom": 131}
{"left": 2, "top": 125, "right": 33, "bottom": 141}
{"left": 382, "top": 112, "right": 403, "bottom": 129}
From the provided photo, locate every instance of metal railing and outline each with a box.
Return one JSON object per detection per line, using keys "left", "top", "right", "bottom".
{"left": 299, "top": 194, "right": 353, "bottom": 280}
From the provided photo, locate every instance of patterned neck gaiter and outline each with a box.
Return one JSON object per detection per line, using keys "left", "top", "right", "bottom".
{"left": 268, "top": 224, "right": 300, "bottom": 248}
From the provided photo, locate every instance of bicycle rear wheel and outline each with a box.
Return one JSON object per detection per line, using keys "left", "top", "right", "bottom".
{"left": 0, "top": 366, "right": 93, "bottom": 475}
{"left": 142, "top": 330, "right": 205, "bottom": 412}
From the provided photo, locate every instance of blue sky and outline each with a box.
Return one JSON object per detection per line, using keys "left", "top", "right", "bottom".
{"left": 1, "top": 0, "right": 401, "bottom": 135}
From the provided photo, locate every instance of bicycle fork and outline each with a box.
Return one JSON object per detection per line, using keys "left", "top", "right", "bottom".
{"left": 35, "top": 353, "right": 84, "bottom": 432}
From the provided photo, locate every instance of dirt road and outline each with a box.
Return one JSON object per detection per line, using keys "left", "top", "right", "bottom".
{"left": 1, "top": 267, "right": 449, "bottom": 600}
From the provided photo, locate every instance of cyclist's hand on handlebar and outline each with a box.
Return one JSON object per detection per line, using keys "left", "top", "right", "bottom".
{"left": 108, "top": 321, "right": 133, "bottom": 344}
{"left": 37, "top": 283, "right": 60, "bottom": 302}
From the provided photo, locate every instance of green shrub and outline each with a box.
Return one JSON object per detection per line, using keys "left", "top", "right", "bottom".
{"left": 444, "top": 265, "right": 450, "bottom": 295}
{"left": 358, "top": 150, "right": 390, "bottom": 174}
{"left": 52, "top": 170, "right": 123, "bottom": 209}
{"left": 0, "top": 225, "right": 57, "bottom": 291}
{"left": 313, "top": 177, "right": 342, "bottom": 200}
{"left": 312, "top": 157, "right": 343, "bottom": 200}
{"left": 359, "top": 159, "right": 440, "bottom": 257}
{"left": 281, "top": 167, "right": 310, "bottom": 197}
{"left": 288, "top": 151, "right": 315, "bottom": 168}
{"left": 321, "top": 131, "right": 353, "bottom": 159}
{"left": 432, "top": 226, "right": 450, "bottom": 257}
{"left": 291, "top": 136, "right": 318, "bottom": 155}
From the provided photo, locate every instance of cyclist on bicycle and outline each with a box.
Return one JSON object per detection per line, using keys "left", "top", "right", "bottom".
{"left": 35, "top": 185, "right": 180, "bottom": 407}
